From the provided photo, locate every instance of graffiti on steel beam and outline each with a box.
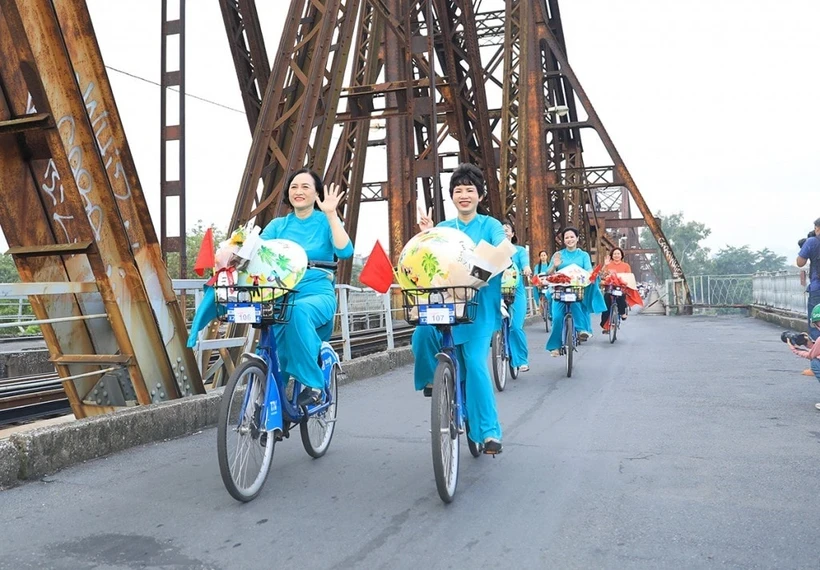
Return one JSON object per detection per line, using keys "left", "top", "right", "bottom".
{"left": 656, "top": 237, "right": 683, "bottom": 278}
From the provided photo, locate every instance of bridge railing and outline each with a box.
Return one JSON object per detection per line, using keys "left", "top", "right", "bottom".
{"left": 662, "top": 272, "right": 806, "bottom": 316}
{"left": 0, "top": 280, "right": 542, "bottom": 363}
{"left": 665, "top": 274, "right": 754, "bottom": 309}
{"left": 751, "top": 270, "right": 806, "bottom": 315}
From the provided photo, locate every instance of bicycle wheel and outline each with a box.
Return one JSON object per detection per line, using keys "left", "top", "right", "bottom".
{"left": 609, "top": 306, "right": 619, "bottom": 344}
{"left": 543, "top": 302, "right": 550, "bottom": 332}
{"left": 300, "top": 365, "right": 339, "bottom": 458}
{"left": 431, "top": 360, "right": 460, "bottom": 503}
{"left": 491, "top": 329, "right": 507, "bottom": 392}
{"left": 217, "top": 359, "right": 275, "bottom": 502}
{"left": 563, "top": 313, "right": 574, "bottom": 378}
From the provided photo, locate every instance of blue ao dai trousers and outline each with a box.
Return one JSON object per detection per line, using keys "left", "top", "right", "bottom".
{"left": 412, "top": 327, "right": 502, "bottom": 443}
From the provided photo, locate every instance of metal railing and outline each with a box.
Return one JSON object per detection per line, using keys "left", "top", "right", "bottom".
{"left": 664, "top": 275, "right": 754, "bottom": 310}
{"left": 752, "top": 270, "right": 806, "bottom": 315}
{"left": 0, "top": 280, "right": 542, "bottom": 363}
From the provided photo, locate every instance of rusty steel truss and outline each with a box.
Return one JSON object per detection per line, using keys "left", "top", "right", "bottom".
{"left": 219, "top": 0, "right": 691, "bottom": 310}
{"left": 0, "top": 0, "right": 692, "bottom": 420}
{"left": 0, "top": 0, "right": 203, "bottom": 418}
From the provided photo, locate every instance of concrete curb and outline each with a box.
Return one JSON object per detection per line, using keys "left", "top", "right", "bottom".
{"left": 0, "top": 346, "right": 413, "bottom": 490}
{"left": 0, "top": 439, "right": 20, "bottom": 489}
{"left": 750, "top": 306, "right": 807, "bottom": 333}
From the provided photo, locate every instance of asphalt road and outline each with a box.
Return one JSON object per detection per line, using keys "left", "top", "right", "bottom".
{"left": 1, "top": 313, "right": 819, "bottom": 569}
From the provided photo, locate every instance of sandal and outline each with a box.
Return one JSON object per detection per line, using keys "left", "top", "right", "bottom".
{"left": 483, "top": 438, "right": 502, "bottom": 455}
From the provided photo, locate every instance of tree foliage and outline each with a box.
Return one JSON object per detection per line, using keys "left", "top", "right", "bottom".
{"left": 640, "top": 212, "right": 788, "bottom": 279}
{"left": 164, "top": 220, "right": 227, "bottom": 278}
{"left": 710, "top": 246, "right": 787, "bottom": 275}
{"left": 640, "top": 211, "right": 713, "bottom": 279}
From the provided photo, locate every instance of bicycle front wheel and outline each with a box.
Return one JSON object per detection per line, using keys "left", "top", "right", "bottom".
{"left": 431, "top": 360, "right": 460, "bottom": 503}
{"left": 491, "top": 330, "right": 507, "bottom": 392}
{"left": 217, "top": 359, "right": 275, "bottom": 502}
{"left": 300, "top": 365, "right": 339, "bottom": 458}
{"left": 563, "top": 314, "right": 574, "bottom": 378}
{"left": 609, "top": 305, "right": 618, "bottom": 344}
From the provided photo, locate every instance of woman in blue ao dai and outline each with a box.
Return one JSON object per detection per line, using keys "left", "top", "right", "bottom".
{"left": 544, "top": 227, "right": 595, "bottom": 355}
{"left": 412, "top": 164, "right": 505, "bottom": 455}
{"left": 502, "top": 223, "right": 532, "bottom": 372}
{"left": 260, "top": 169, "right": 354, "bottom": 406}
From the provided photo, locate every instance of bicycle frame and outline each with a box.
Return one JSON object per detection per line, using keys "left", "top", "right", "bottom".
{"left": 434, "top": 326, "right": 466, "bottom": 431}
{"left": 501, "top": 308, "right": 513, "bottom": 359}
{"left": 241, "top": 327, "right": 337, "bottom": 434}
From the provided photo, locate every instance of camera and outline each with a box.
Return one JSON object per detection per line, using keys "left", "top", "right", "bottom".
{"left": 798, "top": 230, "right": 815, "bottom": 249}
{"left": 781, "top": 331, "right": 809, "bottom": 346}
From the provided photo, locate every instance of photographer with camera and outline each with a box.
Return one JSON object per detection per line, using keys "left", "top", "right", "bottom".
{"left": 796, "top": 219, "right": 820, "bottom": 341}
{"left": 785, "top": 305, "right": 820, "bottom": 409}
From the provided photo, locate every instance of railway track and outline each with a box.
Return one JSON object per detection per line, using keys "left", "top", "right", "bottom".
{"left": 0, "top": 325, "right": 414, "bottom": 427}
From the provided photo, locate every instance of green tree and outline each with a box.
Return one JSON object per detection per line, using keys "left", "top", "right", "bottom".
{"left": 640, "top": 212, "right": 713, "bottom": 278}
{"left": 753, "top": 248, "right": 788, "bottom": 273}
{"left": 0, "top": 254, "right": 20, "bottom": 283}
{"left": 711, "top": 245, "right": 787, "bottom": 275}
{"left": 164, "top": 220, "right": 227, "bottom": 278}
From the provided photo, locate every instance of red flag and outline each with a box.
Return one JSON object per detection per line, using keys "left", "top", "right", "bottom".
{"left": 359, "top": 241, "right": 394, "bottom": 293}
{"left": 193, "top": 227, "right": 215, "bottom": 277}
{"left": 589, "top": 263, "right": 603, "bottom": 283}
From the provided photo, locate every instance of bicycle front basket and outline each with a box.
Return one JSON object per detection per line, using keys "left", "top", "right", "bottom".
{"left": 214, "top": 285, "right": 295, "bottom": 325}
{"left": 401, "top": 286, "right": 478, "bottom": 326}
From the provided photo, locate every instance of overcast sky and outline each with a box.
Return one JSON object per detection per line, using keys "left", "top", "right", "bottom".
{"left": 61, "top": 0, "right": 820, "bottom": 265}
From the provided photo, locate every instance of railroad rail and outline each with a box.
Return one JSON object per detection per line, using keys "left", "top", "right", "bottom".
{"left": 0, "top": 324, "right": 414, "bottom": 427}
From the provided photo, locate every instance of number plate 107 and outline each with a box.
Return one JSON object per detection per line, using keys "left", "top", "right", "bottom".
{"left": 421, "top": 305, "right": 455, "bottom": 325}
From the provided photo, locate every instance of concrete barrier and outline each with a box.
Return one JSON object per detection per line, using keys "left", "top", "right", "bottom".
{"left": 750, "top": 305, "right": 807, "bottom": 333}
{"left": 0, "top": 346, "right": 412, "bottom": 489}
{"left": 0, "top": 439, "right": 20, "bottom": 489}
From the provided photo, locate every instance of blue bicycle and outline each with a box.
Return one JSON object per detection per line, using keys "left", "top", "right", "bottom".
{"left": 552, "top": 285, "right": 583, "bottom": 377}
{"left": 402, "top": 286, "right": 480, "bottom": 503}
{"left": 215, "top": 263, "right": 341, "bottom": 502}
{"left": 491, "top": 287, "right": 519, "bottom": 392}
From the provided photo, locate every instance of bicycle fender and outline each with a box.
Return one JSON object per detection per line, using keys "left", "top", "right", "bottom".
{"left": 320, "top": 341, "right": 340, "bottom": 388}
{"left": 434, "top": 352, "right": 455, "bottom": 367}
{"left": 263, "top": 381, "right": 284, "bottom": 432}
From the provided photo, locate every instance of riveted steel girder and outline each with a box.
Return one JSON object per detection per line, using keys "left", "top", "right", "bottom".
{"left": 229, "top": 0, "right": 360, "bottom": 232}
{"left": 532, "top": 0, "right": 692, "bottom": 310}
{"left": 218, "top": 0, "right": 270, "bottom": 131}
{"left": 0, "top": 0, "right": 202, "bottom": 417}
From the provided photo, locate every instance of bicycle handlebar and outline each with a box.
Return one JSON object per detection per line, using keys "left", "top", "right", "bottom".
{"left": 307, "top": 260, "right": 338, "bottom": 270}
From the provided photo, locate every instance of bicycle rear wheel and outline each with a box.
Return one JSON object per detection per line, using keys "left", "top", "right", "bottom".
{"left": 300, "top": 365, "right": 339, "bottom": 458}
{"left": 563, "top": 314, "right": 574, "bottom": 378}
{"left": 431, "top": 360, "right": 460, "bottom": 503}
{"left": 609, "top": 305, "right": 618, "bottom": 344}
{"left": 217, "top": 359, "right": 275, "bottom": 502}
{"left": 543, "top": 301, "right": 550, "bottom": 332}
{"left": 491, "top": 329, "right": 507, "bottom": 392}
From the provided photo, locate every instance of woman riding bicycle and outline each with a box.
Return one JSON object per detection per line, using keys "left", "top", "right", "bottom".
{"left": 544, "top": 227, "right": 596, "bottom": 356}
{"left": 502, "top": 223, "right": 532, "bottom": 372}
{"left": 532, "top": 250, "right": 550, "bottom": 313}
{"left": 413, "top": 164, "right": 505, "bottom": 454}
{"left": 259, "top": 168, "right": 353, "bottom": 407}
{"left": 600, "top": 247, "right": 631, "bottom": 333}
